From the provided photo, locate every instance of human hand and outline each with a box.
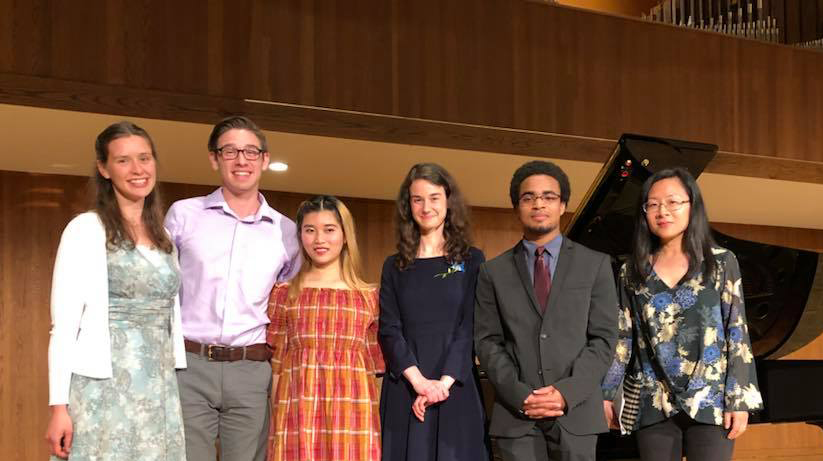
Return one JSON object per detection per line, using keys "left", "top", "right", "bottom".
{"left": 45, "top": 405, "right": 73, "bottom": 459}
{"left": 419, "top": 379, "right": 449, "bottom": 404}
{"left": 412, "top": 395, "right": 428, "bottom": 422}
{"left": 522, "top": 385, "right": 566, "bottom": 419}
{"left": 603, "top": 400, "right": 618, "bottom": 429}
{"left": 724, "top": 411, "right": 749, "bottom": 439}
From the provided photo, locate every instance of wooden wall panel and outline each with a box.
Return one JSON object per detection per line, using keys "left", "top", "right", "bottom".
{"left": 2, "top": 170, "right": 822, "bottom": 459}
{"left": 2, "top": 0, "right": 823, "bottom": 164}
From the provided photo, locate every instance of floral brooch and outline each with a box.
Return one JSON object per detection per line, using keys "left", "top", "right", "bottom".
{"left": 435, "top": 262, "right": 465, "bottom": 279}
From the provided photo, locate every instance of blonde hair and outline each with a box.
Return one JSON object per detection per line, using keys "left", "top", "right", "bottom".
{"left": 288, "top": 196, "right": 373, "bottom": 301}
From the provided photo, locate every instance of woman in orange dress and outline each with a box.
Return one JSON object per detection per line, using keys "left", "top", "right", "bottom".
{"left": 266, "top": 195, "right": 384, "bottom": 461}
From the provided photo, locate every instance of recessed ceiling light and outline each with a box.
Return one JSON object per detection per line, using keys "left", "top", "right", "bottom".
{"left": 268, "top": 161, "right": 288, "bottom": 172}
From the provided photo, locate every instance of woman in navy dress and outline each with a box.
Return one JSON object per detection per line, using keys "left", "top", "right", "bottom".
{"left": 379, "top": 163, "right": 489, "bottom": 461}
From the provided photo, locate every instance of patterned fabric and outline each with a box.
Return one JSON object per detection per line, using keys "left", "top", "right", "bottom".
{"left": 51, "top": 246, "right": 185, "bottom": 461}
{"left": 603, "top": 247, "right": 763, "bottom": 428}
{"left": 266, "top": 285, "right": 384, "bottom": 461}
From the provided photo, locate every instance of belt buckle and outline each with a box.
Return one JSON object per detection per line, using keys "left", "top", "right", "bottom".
{"left": 207, "top": 344, "right": 215, "bottom": 361}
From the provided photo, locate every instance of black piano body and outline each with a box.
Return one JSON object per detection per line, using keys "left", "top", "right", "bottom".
{"left": 479, "top": 134, "right": 823, "bottom": 459}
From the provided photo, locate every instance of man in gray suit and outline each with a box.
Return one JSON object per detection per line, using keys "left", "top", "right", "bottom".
{"left": 475, "top": 160, "right": 618, "bottom": 461}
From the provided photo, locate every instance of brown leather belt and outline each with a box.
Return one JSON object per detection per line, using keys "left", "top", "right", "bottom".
{"left": 184, "top": 339, "right": 272, "bottom": 362}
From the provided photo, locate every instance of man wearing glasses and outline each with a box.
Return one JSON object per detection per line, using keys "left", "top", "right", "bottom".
{"left": 475, "top": 160, "right": 618, "bottom": 461}
{"left": 165, "top": 116, "right": 301, "bottom": 461}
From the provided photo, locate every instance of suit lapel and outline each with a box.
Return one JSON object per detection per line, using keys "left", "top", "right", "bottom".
{"left": 512, "top": 241, "right": 543, "bottom": 318}
{"left": 544, "top": 237, "right": 574, "bottom": 318}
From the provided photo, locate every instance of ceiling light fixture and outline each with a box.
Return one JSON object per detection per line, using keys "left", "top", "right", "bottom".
{"left": 269, "top": 161, "right": 288, "bottom": 172}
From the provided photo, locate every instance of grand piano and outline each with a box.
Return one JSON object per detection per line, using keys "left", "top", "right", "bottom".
{"left": 481, "top": 134, "right": 823, "bottom": 459}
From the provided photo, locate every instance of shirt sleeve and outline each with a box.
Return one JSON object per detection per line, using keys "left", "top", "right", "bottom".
{"left": 277, "top": 218, "right": 302, "bottom": 283}
{"left": 602, "top": 264, "right": 634, "bottom": 401}
{"left": 267, "top": 285, "right": 289, "bottom": 375}
{"left": 441, "top": 249, "right": 485, "bottom": 384}
{"left": 378, "top": 256, "right": 419, "bottom": 379}
{"left": 164, "top": 201, "right": 183, "bottom": 247}
{"left": 720, "top": 251, "right": 763, "bottom": 412}
{"left": 364, "top": 288, "right": 386, "bottom": 375}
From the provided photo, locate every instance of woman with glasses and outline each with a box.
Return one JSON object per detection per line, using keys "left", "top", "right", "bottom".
{"left": 379, "top": 163, "right": 489, "bottom": 461}
{"left": 601, "top": 168, "right": 762, "bottom": 461}
{"left": 45, "top": 121, "right": 186, "bottom": 460}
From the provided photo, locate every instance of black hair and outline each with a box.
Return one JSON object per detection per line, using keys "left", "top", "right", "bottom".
{"left": 627, "top": 167, "right": 717, "bottom": 287}
{"left": 509, "top": 160, "right": 571, "bottom": 207}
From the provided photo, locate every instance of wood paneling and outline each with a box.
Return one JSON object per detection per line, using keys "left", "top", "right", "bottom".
{"left": 2, "top": 169, "right": 822, "bottom": 459}
{"left": 1, "top": 1, "right": 823, "bottom": 164}
{"left": 4, "top": 72, "right": 823, "bottom": 186}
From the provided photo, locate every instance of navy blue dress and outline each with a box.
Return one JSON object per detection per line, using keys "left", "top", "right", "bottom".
{"left": 378, "top": 247, "right": 489, "bottom": 461}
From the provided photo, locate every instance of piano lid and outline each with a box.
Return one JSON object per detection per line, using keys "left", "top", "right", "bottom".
{"left": 565, "top": 134, "right": 823, "bottom": 359}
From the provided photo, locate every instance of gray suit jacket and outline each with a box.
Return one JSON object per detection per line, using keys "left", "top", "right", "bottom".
{"left": 474, "top": 237, "right": 618, "bottom": 437}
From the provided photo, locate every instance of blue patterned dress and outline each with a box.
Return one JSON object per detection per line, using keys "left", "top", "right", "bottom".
{"left": 52, "top": 245, "right": 186, "bottom": 461}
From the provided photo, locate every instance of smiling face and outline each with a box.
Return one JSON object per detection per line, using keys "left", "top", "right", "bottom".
{"left": 645, "top": 177, "right": 691, "bottom": 244}
{"left": 96, "top": 135, "right": 156, "bottom": 205}
{"left": 300, "top": 210, "right": 346, "bottom": 269}
{"left": 409, "top": 179, "right": 448, "bottom": 236}
{"left": 516, "top": 174, "right": 566, "bottom": 241}
{"left": 209, "top": 128, "right": 270, "bottom": 197}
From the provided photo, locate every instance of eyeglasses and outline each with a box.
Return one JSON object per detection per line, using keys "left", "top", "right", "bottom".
{"left": 519, "top": 192, "right": 561, "bottom": 206}
{"left": 214, "top": 145, "right": 264, "bottom": 160}
{"left": 642, "top": 198, "right": 690, "bottom": 214}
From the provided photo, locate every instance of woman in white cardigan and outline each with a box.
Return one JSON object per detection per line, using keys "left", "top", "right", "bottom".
{"left": 45, "top": 121, "right": 187, "bottom": 461}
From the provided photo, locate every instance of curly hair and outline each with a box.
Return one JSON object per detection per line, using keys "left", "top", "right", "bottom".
{"left": 394, "top": 163, "right": 472, "bottom": 270}
{"left": 509, "top": 160, "right": 571, "bottom": 207}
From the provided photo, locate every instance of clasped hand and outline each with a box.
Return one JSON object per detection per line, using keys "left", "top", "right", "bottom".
{"left": 522, "top": 385, "right": 566, "bottom": 419}
{"left": 411, "top": 377, "right": 453, "bottom": 422}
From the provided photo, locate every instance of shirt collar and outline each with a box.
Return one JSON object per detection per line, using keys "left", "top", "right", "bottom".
{"left": 203, "top": 187, "right": 276, "bottom": 223}
{"left": 522, "top": 234, "right": 563, "bottom": 259}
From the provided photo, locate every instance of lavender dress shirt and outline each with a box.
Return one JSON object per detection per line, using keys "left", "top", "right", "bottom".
{"left": 165, "top": 188, "right": 301, "bottom": 347}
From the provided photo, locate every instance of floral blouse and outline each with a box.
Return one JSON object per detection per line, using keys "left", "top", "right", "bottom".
{"left": 602, "top": 248, "right": 763, "bottom": 428}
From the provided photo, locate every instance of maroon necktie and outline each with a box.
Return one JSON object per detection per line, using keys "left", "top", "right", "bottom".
{"left": 534, "top": 247, "right": 551, "bottom": 313}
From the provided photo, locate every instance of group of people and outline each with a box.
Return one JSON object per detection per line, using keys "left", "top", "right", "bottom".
{"left": 45, "top": 115, "right": 763, "bottom": 461}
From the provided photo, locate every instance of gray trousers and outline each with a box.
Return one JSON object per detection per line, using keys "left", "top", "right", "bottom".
{"left": 177, "top": 351, "right": 272, "bottom": 461}
{"left": 496, "top": 419, "right": 597, "bottom": 461}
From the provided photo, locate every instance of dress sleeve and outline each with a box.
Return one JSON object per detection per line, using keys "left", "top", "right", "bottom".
{"left": 378, "top": 256, "right": 419, "bottom": 379}
{"left": 441, "top": 249, "right": 485, "bottom": 384}
{"left": 267, "top": 285, "right": 289, "bottom": 375}
{"left": 602, "top": 264, "right": 634, "bottom": 401}
{"left": 364, "top": 289, "right": 386, "bottom": 375}
{"left": 720, "top": 251, "right": 763, "bottom": 412}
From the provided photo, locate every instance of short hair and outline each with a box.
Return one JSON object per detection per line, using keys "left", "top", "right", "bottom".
{"left": 207, "top": 115, "right": 268, "bottom": 152}
{"left": 509, "top": 160, "right": 571, "bottom": 207}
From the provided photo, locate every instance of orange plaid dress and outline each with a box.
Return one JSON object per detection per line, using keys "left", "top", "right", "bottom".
{"left": 266, "top": 285, "right": 384, "bottom": 461}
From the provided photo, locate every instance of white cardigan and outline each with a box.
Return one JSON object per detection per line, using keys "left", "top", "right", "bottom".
{"left": 48, "top": 212, "right": 186, "bottom": 406}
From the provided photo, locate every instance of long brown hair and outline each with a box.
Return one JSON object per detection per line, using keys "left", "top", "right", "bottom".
{"left": 288, "top": 196, "right": 373, "bottom": 301}
{"left": 94, "top": 121, "right": 173, "bottom": 253}
{"left": 394, "top": 163, "right": 472, "bottom": 270}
